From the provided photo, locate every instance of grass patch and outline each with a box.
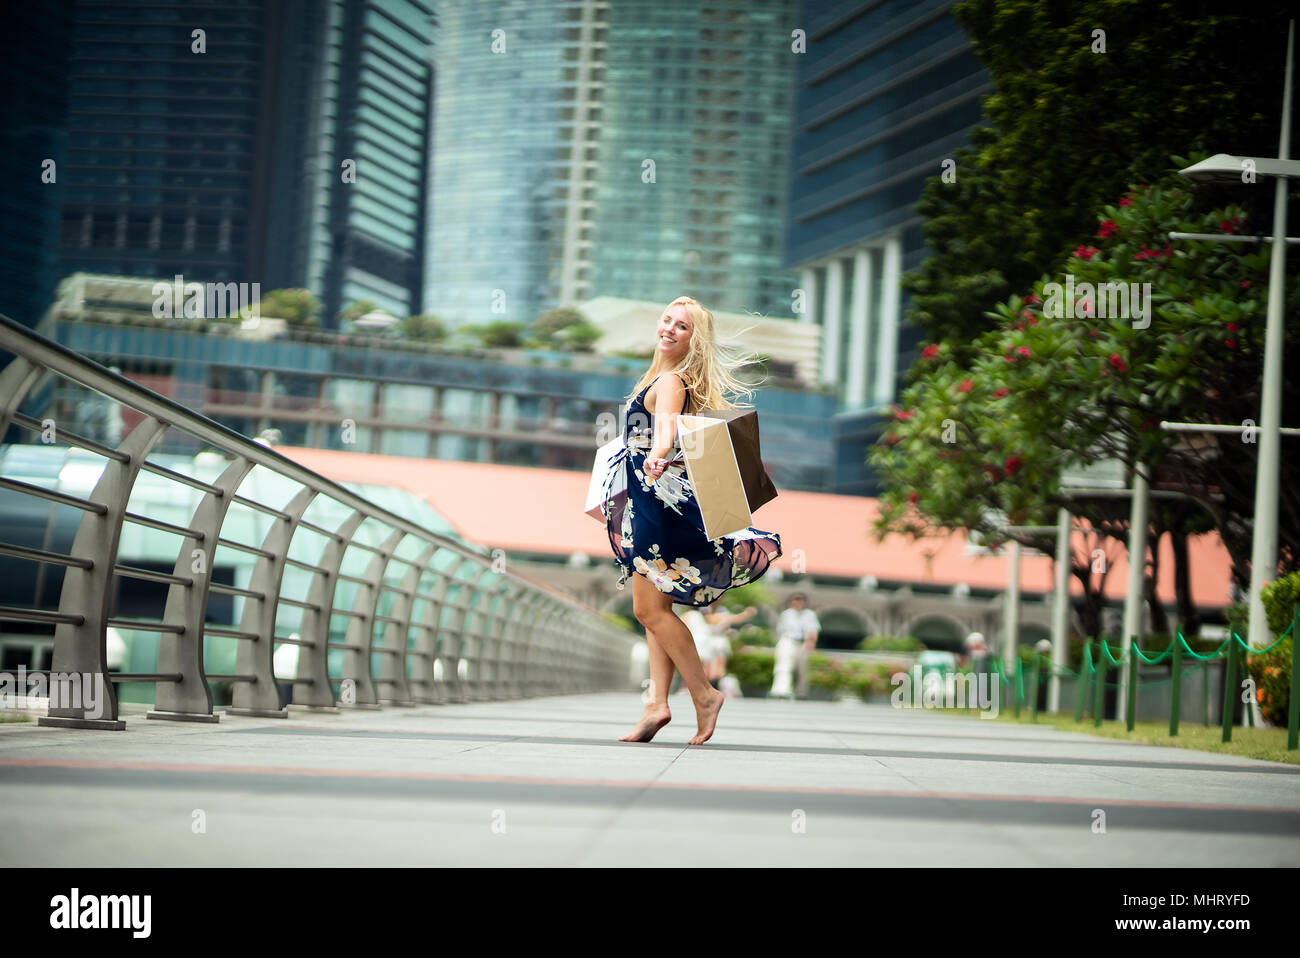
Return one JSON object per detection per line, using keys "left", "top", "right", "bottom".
{"left": 0, "top": 713, "right": 35, "bottom": 723}
{"left": 931, "top": 707, "right": 1300, "bottom": 765}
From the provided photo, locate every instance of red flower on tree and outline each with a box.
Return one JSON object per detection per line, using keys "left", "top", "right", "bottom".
{"left": 958, "top": 379, "right": 972, "bottom": 392}
{"left": 1017, "top": 346, "right": 1031, "bottom": 358}
{"left": 908, "top": 491, "right": 920, "bottom": 504}
{"left": 1119, "top": 196, "right": 1132, "bottom": 207}
{"left": 1004, "top": 454, "right": 1024, "bottom": 475}
{"left": 1109, "top": 353, "right": 1126, "bottom": 372}
{"left": 1074, "top": 244, "right": 1100, "bottom": 260}
{"left": 1098, "top": 220, "right": 1118, "bottom": 239}
{"left": 921, "top": 344, "right": 940, "bottom": 359}
{"left": 993, "top": 387, "right": 1010, "bottom": 398}
{"left": 1226, "top": 322, "right": 1238, "bottom": 332}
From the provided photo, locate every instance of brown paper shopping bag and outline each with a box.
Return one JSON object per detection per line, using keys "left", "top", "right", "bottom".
{"left": 677, "top": 408, "right": 777, "bottom": 540}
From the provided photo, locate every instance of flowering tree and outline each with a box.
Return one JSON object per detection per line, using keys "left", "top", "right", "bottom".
{"left": 872, "top": 166, "right": 1300, "bottom": 635}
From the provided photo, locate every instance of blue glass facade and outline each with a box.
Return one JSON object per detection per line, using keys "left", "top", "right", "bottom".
{"left": 586, "top": 0, "right": 799, "bottom": 316}
{"left": 54, "top": 0, "right": 272, "bottom": 287}
{"left": 0, "top": 1, "right": 74, "bottom": 330}
{"left": 265, "top": 0, "right": 437, "bottom": 323}
{"left": 785, "top": 0, "right": 990, "bottom": 494}
{"left": 424, "top": 0, "right": 800, "bottom": 328}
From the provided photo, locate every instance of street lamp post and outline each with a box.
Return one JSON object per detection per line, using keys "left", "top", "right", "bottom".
{"left": 1178, "top": 20, "right": 1298, "bottom": 654}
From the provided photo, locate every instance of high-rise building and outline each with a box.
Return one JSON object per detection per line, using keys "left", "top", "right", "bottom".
{"left": 583, "top": 0, "right": 799, "bottom": 318}
{"left": 0, "top": 1, "right": 75, "bottom": 330}
{"left": 785, "top": 0, "right": 991, "bottom": 494}
{"left": 54, "top": 0, "right": 275, "bottom": 289}
{"left": 34, "top": 0, "right": 435, "bottom": 328}
{"left": 424, "top": 0, "right": 800, "bottom": 328}
{"left": 264, "top": 0, "right": 437, "bottom": 323}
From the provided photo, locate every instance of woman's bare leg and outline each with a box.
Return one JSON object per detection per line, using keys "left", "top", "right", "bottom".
{"left": 619, "top": 620, "right": 675, "bottom": 742}
{"left": 624, "top": 572, "right": 725, "bottom": 745}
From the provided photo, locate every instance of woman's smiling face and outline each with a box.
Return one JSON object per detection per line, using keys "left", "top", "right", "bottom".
{"left": 656, "top": 304, "right": 693, "bottom": 359}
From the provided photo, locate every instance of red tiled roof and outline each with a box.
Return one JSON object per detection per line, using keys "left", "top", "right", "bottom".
{"left": 278, "top": 447, "right": 1234, "bottom": 607}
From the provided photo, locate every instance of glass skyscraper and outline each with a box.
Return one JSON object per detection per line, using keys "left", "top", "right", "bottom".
{"left": 53, "top": 0, "right": 273, "bottom": 288}
{"left": 785, "top": 0, "right": 990, "bottom": 493}
{"left": 0, "top": 1, "right": 75, "bottom": 329}
{"left": 424, "top": 0, "right": 799, "bottom": 328}
{"left": 265, "top": 0, "right": 437, "bottom": 323}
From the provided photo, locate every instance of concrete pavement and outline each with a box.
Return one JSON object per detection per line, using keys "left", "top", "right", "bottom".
{"left": 1, "top": 692, "right": 1297, "bottom": 866}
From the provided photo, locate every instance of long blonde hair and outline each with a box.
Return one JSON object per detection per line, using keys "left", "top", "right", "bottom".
{"left": 626, "top": 296, "right": 768, "bottom": 414}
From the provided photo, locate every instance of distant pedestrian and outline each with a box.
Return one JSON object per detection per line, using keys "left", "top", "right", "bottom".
{"left": 771, "top": 593, "right": 819, "bottom": 699}
{"left": 682, "top": 601, "right": 756, "bottom": 689}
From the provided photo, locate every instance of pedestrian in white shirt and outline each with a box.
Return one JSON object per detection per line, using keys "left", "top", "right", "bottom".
{"left": 771, "top": 593, "right": 820, "bottom": 699}
{"left": 680, "top": 601, "right": 757, "bottom": 690}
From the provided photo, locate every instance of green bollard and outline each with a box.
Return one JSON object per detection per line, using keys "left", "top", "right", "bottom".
{"left": 1203, "top": 654, "right": 1211, "bottom": 727}
{"left": 1169, "top": 633, "right": 1183, "bottom": 738}
{"left": 1094, "top": 642, "right": 1107, "bottom": 727}
{"left": 1289, "top": 608, "right": 1299, "bottom": 751}
{"left": 1013, "top": 658, "right": 1023, "bottom": 719}
{"left": 1221, "top": 638, "right": 1238, "bottom": 744}
{"left": 1074, "top": 641, "right": 1091, "bottom": 724}
{"left": 1125, "top": 636, "right": 1139, "bottom": 732}
{"left": 1029, "top": 656, "right": 1041, "bottom": 723}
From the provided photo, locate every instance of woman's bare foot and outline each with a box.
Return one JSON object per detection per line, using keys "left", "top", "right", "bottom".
{"left": 688, "top": 688, "right": 725, "bottom": 745}
{"left": 619, "top": 705, "right": 671, "bottom": 742}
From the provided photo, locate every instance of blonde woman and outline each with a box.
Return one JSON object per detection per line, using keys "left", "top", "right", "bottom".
{"left": 602, "top": 296, "right": 782, "bottom": 744}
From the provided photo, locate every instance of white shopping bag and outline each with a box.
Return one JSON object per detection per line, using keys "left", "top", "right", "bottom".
{"left": 584, "top": 435, "right": 627, "bottom": 522}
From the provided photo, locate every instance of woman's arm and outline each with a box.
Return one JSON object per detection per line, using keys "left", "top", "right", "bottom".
{"left": 643, "top": 374, "right": 686, "bottom": 480}
{"left": 705, "top": 606, "right": 757, "bottom": 628}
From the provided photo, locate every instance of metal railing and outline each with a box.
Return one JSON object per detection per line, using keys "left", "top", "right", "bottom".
{"left": 0, "top": 313, "right": 636, "bottom": 729}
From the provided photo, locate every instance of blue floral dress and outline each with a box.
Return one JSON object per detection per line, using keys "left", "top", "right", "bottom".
{"left": 602, "top": 374, "right": 782, "bottom": 606}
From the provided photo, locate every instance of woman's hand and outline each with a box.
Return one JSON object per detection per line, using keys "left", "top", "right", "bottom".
{"left": 644, "top": 449, "right": 670, "bottom": 481}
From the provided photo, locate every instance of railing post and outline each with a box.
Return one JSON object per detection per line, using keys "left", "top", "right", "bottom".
{"left": 548, "top": 600, "right": 569, "bottom": 691}
{"left": 1012, "top": 657, "right": 1023, "bottom": 719}
{"left": 442, "top": 561, "right": 489, "bottom": 703}
{"left": 0, "top": 356, "right": 42, "bottom": 436}
{"left": 499, "top": 584, "right": 533, "bottom": 698}
{"left": 489, "top": 581, "right": 527, "bottom": 699}
{"left": 406, "top": 570, "right": 440, "bottom": 705}
{"left": 375, "top": 542, "right": 435, "bottom": 706}
{"left": 463, "top": 571, "right": 495, "bottom": 702}
{"left": 1169, "top": 632, "right": 1184, "bottom": 737}
{"left": 294, "top": 510, "right": 365, "bottom": 709}
{"left": 339, "top": 528, "right": 405, "bottom": 709}
{"left": 423, "top": 555, "right": 466, "bottom": 704}
{"left": 150, "top": 455, "right": 255, "bottom": 722}
{"left": 40, "top": 417, "right": 168, "bottom": 730}
{"left": 520, "top": 592, "right": 549, "bottom": 696}
{"left": 229, "top": 485, "right": 318, "bottom": 717}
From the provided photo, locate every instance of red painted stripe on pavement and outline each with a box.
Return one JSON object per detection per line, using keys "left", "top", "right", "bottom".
{"left": 0, "top": 755, "right": 1297, "bottom": 815}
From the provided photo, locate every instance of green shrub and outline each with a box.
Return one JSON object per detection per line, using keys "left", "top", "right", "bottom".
{"left": 858, "top": 635, "right": 923, "bottom": 653}
{"left": 735, "top": 624, "right": 773, "bottom": 647}
{"left": 807, "top": 654, "right": 847, "bottom": 693}
{"left": 1247, "top": 573, "right": 1300, "bottom": 726}
{"left": 729, "top": 648, "right": 774, "bottom": 687}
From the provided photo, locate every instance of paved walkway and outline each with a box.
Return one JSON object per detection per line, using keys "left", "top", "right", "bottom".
{"left": 2, "top": 692, "right": 1297, "bottom": 866}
